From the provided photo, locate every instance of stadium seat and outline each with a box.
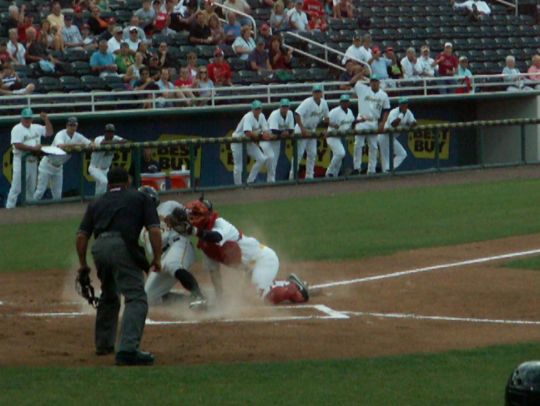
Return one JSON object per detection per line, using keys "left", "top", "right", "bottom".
{"left": 70, "top": 61, "right": 91, "bottom": 76}
{"left": 65, "top": 49, "right": 88, "bottom": 62}
{"left": 80, "top": 75, "right": 107, "bottom": 91}
{"left": 37, "top": 77, "right": 63, "bottom": 93}
{"left": 102, "top": 75, "right": 125, "bottom": 90}
{"left": 59, "top": 76, "right": 84, "bottom": 92}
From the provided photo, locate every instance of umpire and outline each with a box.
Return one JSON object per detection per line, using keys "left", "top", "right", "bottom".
{"left": 75, "top": 166, "right": 162, "bottom": 366}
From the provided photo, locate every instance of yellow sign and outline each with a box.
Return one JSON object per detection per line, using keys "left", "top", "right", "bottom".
{"left": 407, "top": 120, "right": 451, "bottom": 160}
{"left": 2, "top": 148, "right": 13, "bottom": 183}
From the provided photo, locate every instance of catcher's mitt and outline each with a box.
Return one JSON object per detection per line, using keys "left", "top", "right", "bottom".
{"left": 166, "top": 207, "right": 193, "bottom": 235}
{"left": 75, "top": 266, "right": 99, "bottom": 308}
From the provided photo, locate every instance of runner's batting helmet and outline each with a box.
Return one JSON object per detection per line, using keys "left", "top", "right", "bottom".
{"left": 138, "top": 185, "right": 160, "bottom": 206}
{"left": 506, "top": 361, "right": 540, "bottom": 405}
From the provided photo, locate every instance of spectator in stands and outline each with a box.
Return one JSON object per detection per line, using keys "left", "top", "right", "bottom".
{"left": 370, "top": 46, "right": 394, "bottom": 89}
{"left": 124, "top": 51, "right": 145, "bottom": 87}
{"left": 72, "top": 6, "right": 85, "bottom": 30}
{"left": 332, "top": 0, "right": 353, "bottom": 18}
{"left": 527, "top": 55, "right": 540, "bottom": 89}
{"left": 156, "top": 67, "right": 179, "bottom": 107}
{"left": 7, "top": 5, "right": 21, "bottom": 30}
{"left": 88, "top": 6, "right": 108, "bottom": 36}
{"left": 26, "top": 28, "right": 64, "bottom": 74}
{"left": 152, "top": 0, "right": 170, "bottom": 34}
{"left": 503, "top": 55, "right": 531, "bottom": 92}
{"left": 270, "top": 1, "right": 289, "bottom": 32}
{"left": 269, "top": 35, "right": 293, "bottom": 70}
{"left": 186, "top": 52, "right": 200, "bottom": 80}
{"left": 259, "top": 23, "right": 273, "bottom": 49}
{"left": 62, "top": 14, "right": 84, "bottom": 50}
{"left": 288, "top": 0, "right": 310, "bottom": 32}
{"left": 137, "top": 41, "right": 153, "bottom": 65}
{"left": 201, "top": 1, "right": 219, "bottom": 25}
{"left": 233, "top": 25, "right": 256, "bottom": 61}
{"left": 123, "top": 17, "right": 147, "bottom": 43}
{"left": 451, "top": 0, "right": 491, "bottom": 21}
{"left": 97, "top": 18, "right": 117, "bottom": 42}
{"left": 148, "top": 55, "right": 162, "bottom": 80}
{"left": 386, "top": 47, "right": 403, "bottom": 81}
{"left": 7, "top": 29, "right": 26, "bottom": 66}
{"left": 107, "top": 27, "right": 124, "bottom": 55}
{"left": 0, "top": 62, "right": 35, "bottom": 95}
{"left": 133, "top": 67, "right": 160, "bottom": 109}
{"left": 189, "top": 12, "right": 213, "bottom": 45}
{"left": 136, "top": 0, "right": 157, "bottom": 31}
{"left": 401, "top": 47, "right": 421, "bottom": 82}
{"left": 174, "top": 66, "right": 196, "bottom": 105}
{"left": 303, "top": 0, "right": 328, "bottom": 31}
{"left": 0, "top": 41, "right": 10, "bottom": 65}
{"left": 208, "top": 15, "right": 225, "bottom": 45}
{"left": 339, "top": 59, "right": 364, "bottom": 90}
{"left": 416, "top": 45, "right": 437, "bottom": 79}
{"left": 115, "top": 42, "right": 135, "bottom": 76}
{"left": 223, "top": 0, "right": 252, "bottom": 26}
{"left": 157, "top": 42, "right": 176, "bottom": 69}
{"left": 194, "top": 65, "right": 214, "bottom": 105}
{"left": 249, "top": 37, "right": 273, "bottom": 72}
{"left": 40, "top": 20, "right": 64, "bottom": 52}
{"left": 342, "top": 33, "right": 371, "bottom": 65}
{"left": 455, "top": 55, "right": 473, "bottom": 93}
{"left": 436, "top": 42, "right": 458, "bottom": 94}
{"left": 17, "top": 9, "right": 34, "bottom": 44}
{"left": 224, "top": 12, "right": 242, "bottom": 44}
{"left": 208, "top": 47, "right": 233, "bottom": 86}
{"left": 125, "top": 27, "right": 142, "bottom": 53}
{"left": 81, "top": 24, "right": 98, "bottom": 51}
{"left": 90, "top": 39, "right": 119, "bottom": 77}
{"left": 96, "top": 0, "right": 111, "bottom": 12}
{"left": 47, "top": 2, "right": 65, "bottom": 31}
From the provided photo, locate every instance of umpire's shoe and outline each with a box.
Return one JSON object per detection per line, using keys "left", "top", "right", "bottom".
{"left": 115, "top": 350, "right": 155, "bottom": 366}
{"left": 288, "top": 273, "right": 309, "bottom": 301}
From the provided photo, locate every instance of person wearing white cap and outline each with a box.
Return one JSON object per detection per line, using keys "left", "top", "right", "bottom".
{"left": 89, "top": 123, "right": 127, "bottom": 196}
{"left": 230, "top": 100, "right": 272, "bottom": 185}
{"left": 351, "top": 74, "right": 390, "bottom": 175}
{"left": 34, "top": 117, "right": 92, "bottom": 201}
{"left": 436, "top": 42, "right": 458, "bottom": 94}
{"left": 289, "top": 84, "right": 330, "bottom": 179}
{"left": 287, "top": 0, "right": 309, "bottom": 32}
{"left": 265, "top": 98, "right": 295, "bottom": 182}
{"left": 326, "top": 94, "right": 354, "bottom": 177}
{"left": 378, "top": 97, "right": 416, "bottom": 173}
{"left": 455, "top": 55, "right": 474, "bottom": 93}
{"left": 5, "top": 108, "right": 53, "bottom": 209}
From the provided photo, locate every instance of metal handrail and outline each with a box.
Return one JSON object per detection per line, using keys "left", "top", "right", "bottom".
{"left": 492, "top": 0, "right": 519, "bottom": 16}
{"left": 210, "top": 1, "right": 257, "bottom": 36}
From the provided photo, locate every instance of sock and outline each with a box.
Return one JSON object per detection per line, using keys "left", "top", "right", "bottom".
{"left": 266, "top": 281, "right": 306, "bottom": 304}
{"left": 174, "top": 268, "right": 203, "bottom": 297}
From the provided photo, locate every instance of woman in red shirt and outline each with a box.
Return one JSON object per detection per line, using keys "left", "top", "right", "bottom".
{"left": 269, "top": 35, "right": 292, "bottom": 70}
{"left": 208, "top": 48, "right": 233, "bottom": 86}
{"left": 436, "top": 42, "right": 458, "bottom": 94}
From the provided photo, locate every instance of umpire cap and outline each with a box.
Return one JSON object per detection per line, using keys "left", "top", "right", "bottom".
{"left": 107, "top": 166, "right": 129, "bottom": 185}
{"left": 105, "top": 123, "right": 115, "bottom": 132}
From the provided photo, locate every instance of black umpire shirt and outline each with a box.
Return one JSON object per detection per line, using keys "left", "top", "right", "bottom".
{"left": 78, "top": 187, "right": 160, "bottom": 244}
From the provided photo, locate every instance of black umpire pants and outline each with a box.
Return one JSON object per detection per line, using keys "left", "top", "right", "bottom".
{"left": 91, "top": 233, "right": 148, "bottom": 353}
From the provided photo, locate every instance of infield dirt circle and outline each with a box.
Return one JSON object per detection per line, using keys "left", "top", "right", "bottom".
{"left": 1, "top": 167, "right": 540, "bottom": 367}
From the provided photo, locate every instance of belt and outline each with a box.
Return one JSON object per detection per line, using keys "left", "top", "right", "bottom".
{"left": 163, "top": 235, "right": 182, "bottom": 252}
{"left": 90, "top": 164, "right": 110, "bottom": 170}
{"left": 99, "top": 231, "right": 122, "bottom": 238}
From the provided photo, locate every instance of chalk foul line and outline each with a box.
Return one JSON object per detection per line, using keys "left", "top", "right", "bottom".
{"left": 312, "top": 248, "right": 540, "bottom": 289}
{"left": 345, "top": 311, "right": 540, "bottom": 326}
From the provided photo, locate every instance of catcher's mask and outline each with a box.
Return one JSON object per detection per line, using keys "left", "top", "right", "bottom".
{"left": 506, "top": 361, "right": 540, "bottom": 405}
{"left": 186, "top": 198, "right": 212, "bottom": 228}
{"left": 138, "top": 185, "right": 160, "bottom": 206}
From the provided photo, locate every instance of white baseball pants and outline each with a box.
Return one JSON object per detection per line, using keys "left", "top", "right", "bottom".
{"left": 259, "top": 140, "right": 280, "bottom": 182}
{"left": 378, "top": 134, "right": 407, "bottom": 172}
{"left": 289, "top": 136, "right": 317, "bottom": 179}
{"left": 145, "top": 236, "right": 195, "bottom": 305}
{"left": 88, "top": 165, "right": 109, "bottom": 196}
{"left": 325, "top": 136, "right": 345, "bottom": 177}
{"left": 251, "top": 246, "right": 280, "bottom": 296}
{"left": 5, "top": 156, "right": 38, "bottom": 209}
{"left": 34, "top": 169, "right": 62, "bottom": 201}
{"left": 231, "top": 141, "right": 268, "bottom": 185}
{"left": 354, "top": 121, "right": 379, "bottom": 174}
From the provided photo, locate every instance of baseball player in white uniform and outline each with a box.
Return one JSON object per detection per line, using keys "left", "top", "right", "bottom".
{"left": 231, "top": 100, "right": 272, "bottom": 185}
{"left": 289, "top": 84, "right": 329, "bottom": 180}
{"left": 138, "top": 190, "right": 206, "bottom": 308}
{"left": 34, "top": 117, "right": 92, "bottom": 201}
{"left": 326, "top": 94, "right": 355, "bottom": 177}
{"left": 264, "top": 98, "right": 295, "bottom": 183}
{"left": 351, "top": 74, "right": 390, "bottom": 174}
{"left": 5, "top": 108, "right": 53, "bottom": 209}
{"left": 379, "top": 97, "right": 416, "bottom": 172}
{"left": 89, "top": 123, "right": 127, "bottom": 196}
{"left": 186, "top": 198, "right": 309, "bottom": 304}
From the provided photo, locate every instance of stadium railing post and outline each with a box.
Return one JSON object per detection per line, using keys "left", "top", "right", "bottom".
{"left": 133, "top": 145, "right": 141, "bottom": 188}
{"left": 389, "top": 132, "right": 395, "bottom": 174}
{"left": 79, "top": 150, "right": 85, "bottom": 201}
{"left": 520, "top": 124, "right": 526, "bottom": 164}
{"left": 189, "top": 142, "right": 196, "bottom": 192}
{"left": 434, "top": 128, "right": 440, "bottom": 171}
{"left": 479, "top": 128, "right": 485, "bottom": 168}
{"left": 292, "top": 135, "right": 298, "bottom": 182}
{"left": 20, "top": 153, "right": 27, "bottom": 207}
{"left": 241, "top": 139, "right": 247, "bottom": 185}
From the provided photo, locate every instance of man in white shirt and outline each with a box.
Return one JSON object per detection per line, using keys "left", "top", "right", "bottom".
{"left": 122, "top": 17, "right": 147, "bottom": 43}
{"left": 326, "top": 94, "right": 355, "bottom": 177}
{"left": 263, "top": 98, "right": 295, "bottom": 182}
{"left": 62, "top": 15, "right": 84, "bottom": 49}
{"left": 34, "top": 117, "right": 92, "bottom": 201}
{"left": 125, "top": 27, "right": 142, "bottom": 53}
{"left": 135, "top": 0, "right": 157, "bottom": 29}
{"left": 107, "top": 27, "right": 124, "bottom": 55}
{"left": 289, "top": 84, "right": 329, "bottom": 179}
{"left": 6, "top": 108, "right": 53, "bottom": 209}
{"left": 452, "top": 0, "right": 491, "bottom": 16}
{"left": 230, "top": 100, "right": 271, "bottom": 185}
{"left": 400, "top": 47, "right": 421, "bottom": 81}
{"left": 7, "top": 28, "right": 26, "bottom": 66}
{"left": 342, "top": 33, "right": 372, "bottom": 66}
{"left": 416, "top": 45, "right": 437, "bottom": 79}
{"left": 351, "top": 74, "right": 390, "bottom": 174}
{"left": 89, "top": 123, "right": 127, "bottom": 196}
{"left": 287, "top": 0, "right": 309, "bottom": 32}
{"left": 378, "top": 97, "right": 416, "bottom": 173}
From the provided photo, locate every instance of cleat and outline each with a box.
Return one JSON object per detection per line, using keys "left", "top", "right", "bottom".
{"left": 96, "top": 347, "right": 114, "bottom": 356}
{"left": 288, "top": 273, "right": 309, "bottom": 301}
{"left": 189, "top": 294, "right": 208, "bottom": 311}
{"left": 115, "top": 350, "right": 154, "bottom": 366}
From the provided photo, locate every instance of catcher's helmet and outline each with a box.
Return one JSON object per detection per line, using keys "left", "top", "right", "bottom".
{"left": 138, "top": 185, "right": 160, "bottom": 206}
{"left": 186, "top": 199, "right": 212, "bottom": 228}
{"left": 506, "top": 361, "right": 540, "bottom": 405}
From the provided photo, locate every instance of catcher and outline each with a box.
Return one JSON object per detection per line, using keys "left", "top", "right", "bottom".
{"left": 185, "top": 197, "right": 309, "bottom": 304}
{"left": 138, "top": 186, "right": 207, "bottom": 309}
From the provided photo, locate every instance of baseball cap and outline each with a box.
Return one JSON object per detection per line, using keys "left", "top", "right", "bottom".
{"left": 340, "top": 94, "right": 350, "bottom": 102}
{"left": 459, "top": 55, "right": 468, "bottom": 62}
{"left": 105, "top": 123, "right": 115, "bottom": 132}
{"left": 21, "top": 107, "right": 33, "bottom": 118}
{"left": 386, "top": 46, "right": 394, "bottom": 52}
{"left": 251, "top": 100, "right": 263, "bottom": 110}
{"left": 256, "top": 37, "right": 265, "bottom": 45}
{"left": 113, "top": 26, "right": 123, "bottom": 34}
{"left": 295, "top": 0, "right": 303, "bottom": 4}
{"left": 214, "top": 47, "right": 224, "bottom": 56}
{"left": 67, "top": 116, "right": 78, "bottom": 125}
{"left": 82, "top": 23, "right": 90, "bottom": 29}
{"left": 129, "top": 26, "right": 138, "bottom": 32}
{"left": 444, "top": 42, "right": 453, "bottom": 48}
{"left": 261, "top": 23, "right": 270, "bottom": 31}
{"left": 370, "top": 74, "right": 380, "bottom": 81}
{"left": 74, "top": 6, "right": 82, "bottom": 12}
{"left": 312, "top": 84, "right": 323, "bottom": 92}
{"left": 398, "top": 97, "right": 409, "bottom": 105}
{"left": 353, "top": 31, "right": 362, "bottom": 39}
{"left": 279, "top": 98, "right": 290, "bottom": 107}
{"left": 64, "top": 14, "right": 73, "bottom": 20}
{"left": 372, "top": 46, "right": 380, "bottom": 53}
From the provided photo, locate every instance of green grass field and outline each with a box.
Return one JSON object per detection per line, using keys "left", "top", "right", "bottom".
{"left": 506, "top": 255, "right": 540, "bottom": 271}
{"left": 2, "top": 177, "right": 540, "bottom": 404}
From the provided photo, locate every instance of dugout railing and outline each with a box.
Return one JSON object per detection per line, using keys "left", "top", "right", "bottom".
{"left": 16, "top": 117, "right": 539, "bottom": 206}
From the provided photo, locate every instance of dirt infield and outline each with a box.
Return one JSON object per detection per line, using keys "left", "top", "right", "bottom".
{"left": 1, "top": 234, "right": 540, "bottom": 367}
